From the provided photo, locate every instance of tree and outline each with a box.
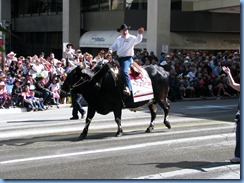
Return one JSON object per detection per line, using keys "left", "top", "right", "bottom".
{"left": 0, "top": 25, "right": 9, "bottom": 52}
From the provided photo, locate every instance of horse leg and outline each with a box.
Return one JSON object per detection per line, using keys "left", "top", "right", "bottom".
{"left": 146, "top": 102, "right": 157, "bottom": 133}
{"left": 158, "top": 98, "right": 171, "bottom": 129}
{"left": 114, "top": 109, "right": 123, "bottom": 137}
{"left": 79, "top": 107, "right": 96, "bottom": 140}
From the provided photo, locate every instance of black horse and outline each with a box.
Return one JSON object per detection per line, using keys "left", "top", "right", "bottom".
{"left": 61, "top": 61, "right": 171, "bottom": 140}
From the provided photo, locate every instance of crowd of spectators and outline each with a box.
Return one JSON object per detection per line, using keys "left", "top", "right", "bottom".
{"left": 0, "top": 45, "right": 241, "bottom": 111}
{"left": 133, "top": 49, "right": 240, "bottom": 101}
{"left": 0, "top": 44, "right": 113, "bottom": 111}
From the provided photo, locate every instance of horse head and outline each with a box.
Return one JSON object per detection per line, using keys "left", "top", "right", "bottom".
{"left": 61, "top": 65, "right": 92, "bottom": 94}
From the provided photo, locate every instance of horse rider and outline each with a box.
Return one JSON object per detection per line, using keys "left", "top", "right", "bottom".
{"left": 108, "top": 24, "right": 144, "bottom": 96}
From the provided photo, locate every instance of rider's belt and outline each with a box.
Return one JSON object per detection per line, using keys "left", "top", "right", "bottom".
{"left": 119, "top": 56, "right": 132, "bottom": 60}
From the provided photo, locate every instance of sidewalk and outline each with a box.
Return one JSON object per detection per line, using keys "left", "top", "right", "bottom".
{"left": 0, "top": 104, "right": 71, "bottom": 115}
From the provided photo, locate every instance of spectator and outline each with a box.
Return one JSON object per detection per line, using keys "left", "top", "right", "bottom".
{"left": 178, "top": 74, "right": 187, "bottom": 98}
{"left": 159, "top": 52, "right": 166, "bottom": 64}
{"left": 32, "top": 59, "right": 45, "bottom": 77}
{"left": 49, "top": 52, "right": 59, "bottom": 66}
{"left": 222, "top": 66, "right": 240, "bottom": 163}
{"left": 6, "top": 51, "right": 17, "bottom": 67}
{"left": 49, "top": 77, "right": 60, "bottom": 106}
{"left": 148, "top": 51, "right": 158, "bottom": 63}
{"left": 133, "top": 51, "right": 142, "bottom": 64}
{"left": 185, "top": 75, "right": 195, "bottom": 97}
{"left": 65, "top": 43, "right": 75, "bottom": 61}
{"left": 213, "top": 74, "right": 231, "bottom": 98}
{"left": 35, "top": 74, "right": 52, "bottom": 105}
{"left": 22, "top": 85, "right": 45, "bottom": 112}
{"left": 12, "top": 78, "right": 24, "bottom": 107}
{"left": 70, "top": 91, "right": 86, "bottom": 120}
{"left": 55, "top": 61, "right": 65, "bottom": 76}
{"left": 0, "top": 73, "right": 12, "bottom": 109}
{"left": 168, "top": 71, "right": 182, "bottom": 101}
{"left": 187, "top": 66, "right": 197, "bottom": 82}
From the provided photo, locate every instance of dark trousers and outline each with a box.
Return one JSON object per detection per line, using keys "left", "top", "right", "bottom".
{"left": 235, "top": 120, "right": 240, "bottom": 158}
{"left": 71, "top": 92, "right": 85, "bottom": 118}
{"left": 42, "top": 90, "right": 52, "bottom": 104}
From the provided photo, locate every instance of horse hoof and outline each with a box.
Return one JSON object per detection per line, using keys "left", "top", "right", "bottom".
{"left": 115, "top": 132, "right": 123, "bottom": 137}
{"left": 164, "top": 121, "right": 171, "bottom": 129}
{"left": 145, "top": 127, "right": 154, "bottom": 133}
{"left": 78, "top": 133, "right": 87, "bottom": 140}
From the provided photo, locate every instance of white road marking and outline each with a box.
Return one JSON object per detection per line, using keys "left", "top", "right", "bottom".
{"left": 0, "top": 133, "right": 234, "bottom": 165}
{"left": 186, "top": 105, "right": 237, "bottom": 109}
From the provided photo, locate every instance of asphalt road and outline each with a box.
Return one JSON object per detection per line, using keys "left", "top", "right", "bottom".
{"left": 0, "top": 98, "right": 240, "bottom": 179}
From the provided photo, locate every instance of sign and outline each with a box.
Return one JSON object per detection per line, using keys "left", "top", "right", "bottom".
{"left": 63, "top": 42, "right": 69, "bottom": 52}
{"left": 79, "top": 31, "right": 147, "bottom": 49}
{"left": 162, "top": 45, "right": 169, "bottom": 54}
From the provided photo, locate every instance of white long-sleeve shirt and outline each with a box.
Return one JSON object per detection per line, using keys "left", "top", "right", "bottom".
{"left": 109, "top": 33, "right": 143, "bottom": 57}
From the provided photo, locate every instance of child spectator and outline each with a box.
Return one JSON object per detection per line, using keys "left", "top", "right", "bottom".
{"left": 22, "top": 85, "right": 45, "bottom": 111}
{"left": 49, "top": 77, "right": 60, "bottom": 107}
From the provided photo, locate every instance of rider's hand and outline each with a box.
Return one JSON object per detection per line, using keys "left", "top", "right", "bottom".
{"left": 138, "top": 27, "right": 144, "bottom": 34}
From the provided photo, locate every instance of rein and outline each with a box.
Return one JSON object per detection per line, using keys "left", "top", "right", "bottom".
{"left": 70, "top": 77, "right": 86, "bottom": 91}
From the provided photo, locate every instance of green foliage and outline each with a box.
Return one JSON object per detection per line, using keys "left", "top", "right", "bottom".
{"left": 0, "top": 25, "right": 9, "bottom": 34}
{"left": 0, "top": 25, "right": 10, "bottom": 53}
{"left": 0, "top": 46, "right": 5, "bottom": 52}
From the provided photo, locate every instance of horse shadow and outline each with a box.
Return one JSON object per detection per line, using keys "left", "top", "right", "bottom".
{"left": 0, "top": 128, "right": 168, "bottom": 147}
{"left": 128, "top": 161, "right": 233, "bottom": 173}
{"left": 0, "top": 131, "right": 121, "bottom": 147}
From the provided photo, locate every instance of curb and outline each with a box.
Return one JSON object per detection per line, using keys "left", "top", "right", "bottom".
{"left": 0, "top": 104, "right": 71, "bottom": 115}
{"left": 172, "top": 96, "right": 238, "bottom": 102}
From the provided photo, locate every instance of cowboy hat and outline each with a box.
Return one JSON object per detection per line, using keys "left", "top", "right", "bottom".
{"left": 13, "top": 79, "right": 22, "bottom": 84}
{"left": 117, "top": 24, "right": 131, "bottom": 32}
{"left": 160, "top": 61, "right": 167, "bottom": 66}
{"left": 7, "top": 51, "right": 16, "bottom": 57}
{"left": 66, "top": 43, "right": 73, "bottom": 48}
{"left": 0, "top": 73, "right": 6, "bottom": 79}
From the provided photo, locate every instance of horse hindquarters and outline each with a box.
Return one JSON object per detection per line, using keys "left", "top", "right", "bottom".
{"left": 145, "top": 65, "right": 171, "bottom": 130}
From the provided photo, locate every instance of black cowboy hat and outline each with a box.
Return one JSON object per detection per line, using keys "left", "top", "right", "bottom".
{"left": 117, "top": 24, "right": 131, "bottom": 32}
{"left": 13, "top": 79, "right": 22, "bottom": 84}
{"left": 66, "top": 43, "right": 73, "bottom": 48}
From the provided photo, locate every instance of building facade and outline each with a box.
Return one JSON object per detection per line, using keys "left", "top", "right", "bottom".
{"left": 0, "top": 0, "right": 240, "bottom": 59}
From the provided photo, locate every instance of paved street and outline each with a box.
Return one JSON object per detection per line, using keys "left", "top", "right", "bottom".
{"left": 0, "top": 98, "right": 240, "bottom": 180}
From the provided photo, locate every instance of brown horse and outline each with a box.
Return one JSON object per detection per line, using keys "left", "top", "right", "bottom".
{"left": 61, "top": 61, "right": 171, "bottom": 140}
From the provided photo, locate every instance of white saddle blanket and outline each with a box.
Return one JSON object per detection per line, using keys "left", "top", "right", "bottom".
{"left": 130, "top": 68, "right": 154, "bottom": 103}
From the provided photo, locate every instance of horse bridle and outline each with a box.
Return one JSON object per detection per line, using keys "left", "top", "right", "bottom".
{"left": 70, "top": 76, "right": 87, "bottom": 91}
